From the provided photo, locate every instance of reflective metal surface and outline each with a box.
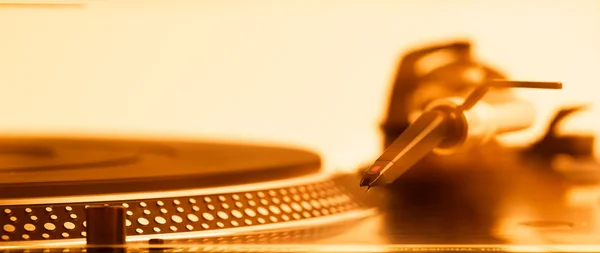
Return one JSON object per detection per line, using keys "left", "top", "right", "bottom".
{"left": 4, "top": 160, "right": 599, "bottom": 252}
{"left": 2, "top": 149, "right": 600, "bottom": 252}
{"left": 0, "top": 172, "right": 374, "bottom": 247}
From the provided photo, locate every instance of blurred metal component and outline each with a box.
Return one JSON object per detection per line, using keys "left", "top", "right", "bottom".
{"left": 422, "top": 97, "right": 536, "bottom": 154}
{"left": 528, "top": 105, "right": 594, "bottom": 159}
{"left": 149, "top": 238, "right": 167, "bottom": 253}
{"left": 525, "top": 105, "right": 600, "bottom": 184}
{"left": 86, "top": 206, "right": 127, "bottom": 246}
{"left": 431, "top": 80, "right": 561, "bottom": 154}
{"left": 381, "top": 41, "right": 506, "bottom": 149}
{"left": 361, "top": 80, "right": 562, "bottom": 188}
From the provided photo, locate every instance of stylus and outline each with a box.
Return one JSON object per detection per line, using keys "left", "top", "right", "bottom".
{"left": 360, "top": 80, "right": 562, "bottom": 189}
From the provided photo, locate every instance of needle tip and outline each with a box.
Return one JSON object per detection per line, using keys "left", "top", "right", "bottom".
{"left": 359, "top": 179, "right": 370, "bottom": 187}
{"left": 359, "top": 178, "right": 372, "bottom": 192}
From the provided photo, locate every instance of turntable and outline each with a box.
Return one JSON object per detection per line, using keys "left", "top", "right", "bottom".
{"left": 0, "top": 137, "right": 374, "bottom": 248}
{"left": 2, "top": 39, "right": 600, "bottom": 253}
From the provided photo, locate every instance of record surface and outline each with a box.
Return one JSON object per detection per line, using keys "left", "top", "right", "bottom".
{"left": 0, "top": 137, "right": 321, "bottom": 198}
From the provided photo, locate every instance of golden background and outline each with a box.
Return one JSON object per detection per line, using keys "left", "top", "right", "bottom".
{"left": 0, "top": 0, "right": 598, "bottom": 171}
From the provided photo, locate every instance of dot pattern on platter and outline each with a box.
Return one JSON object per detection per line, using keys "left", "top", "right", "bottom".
{"left": 0, "top": 179, "right": 364, "bottom": 242}
{"left": 0, "top": 222, "right": 355, "bottom": 253}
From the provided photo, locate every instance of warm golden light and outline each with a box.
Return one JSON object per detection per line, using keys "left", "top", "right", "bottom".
{"left": 0, "top": 0, "right": 598, "bottom": 172}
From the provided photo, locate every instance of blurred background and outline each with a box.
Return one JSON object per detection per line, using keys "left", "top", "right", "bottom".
{"left": 0, "top": 0, "right": 598, "bottom": 171}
